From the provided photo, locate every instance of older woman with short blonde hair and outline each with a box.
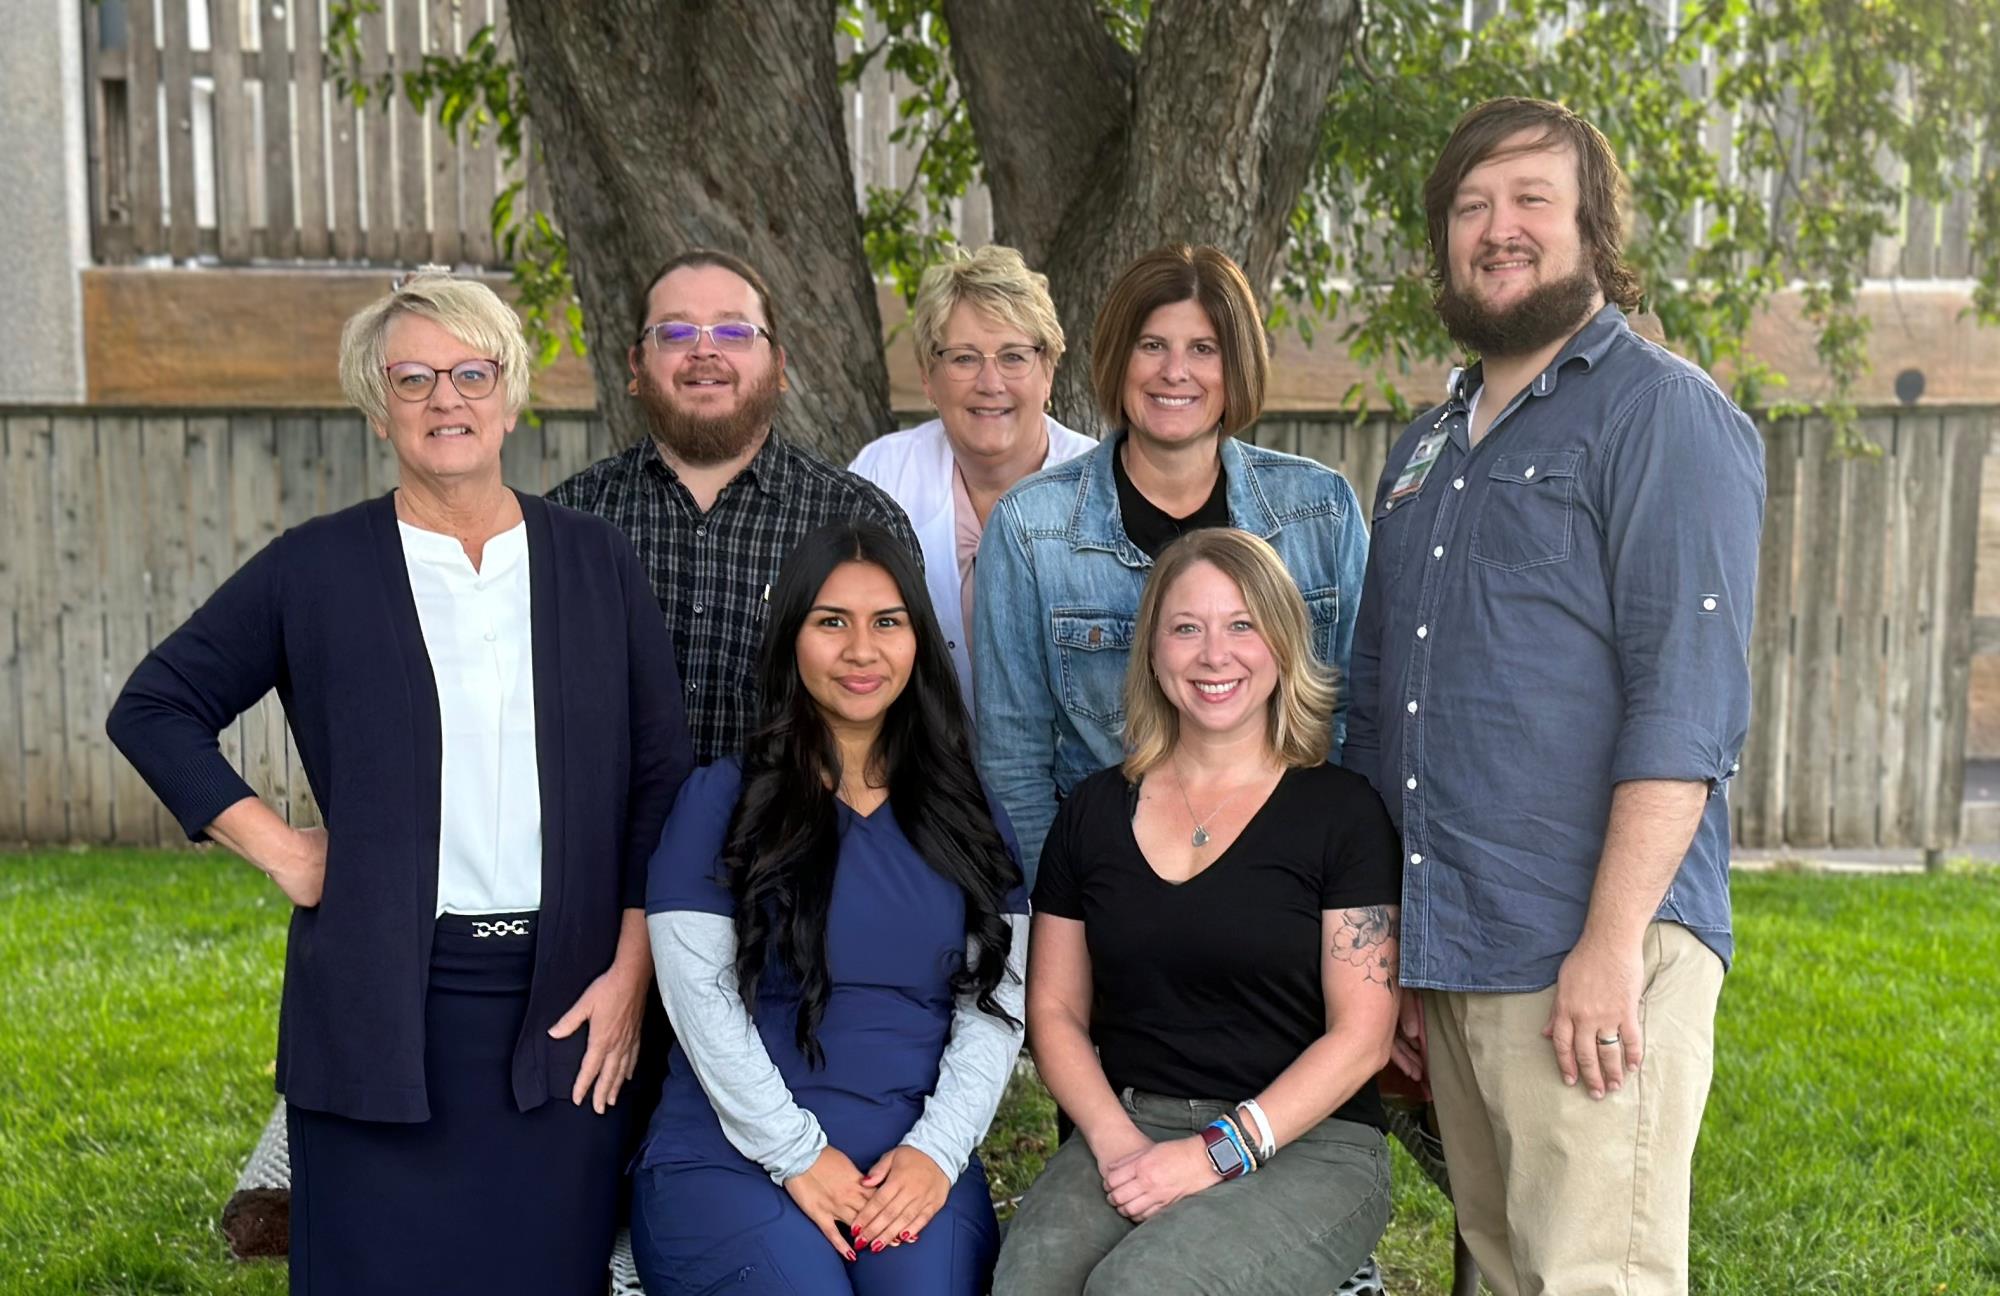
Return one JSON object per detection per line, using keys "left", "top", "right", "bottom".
{"left": 850, "top": 245, "right": 1096, "bottom": 703}
{"left": 993, "top": 528, "right": 1402, "bottom": 1296}
{"left": 109, "top": 268, "right": 693, "bottom": 1295}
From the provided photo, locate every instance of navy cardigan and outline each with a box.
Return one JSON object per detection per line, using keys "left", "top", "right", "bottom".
{"left": 107, "top": 492, "right": 693, "bottom": 1123}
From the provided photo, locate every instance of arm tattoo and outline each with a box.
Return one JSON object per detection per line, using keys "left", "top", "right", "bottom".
{"left": 1330, "top": 905, "right": 1401, "bottom": 992}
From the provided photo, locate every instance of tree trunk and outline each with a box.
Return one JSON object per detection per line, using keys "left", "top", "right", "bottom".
{"left": 946, "top": 0, "right": 1356, "bottom": 432}
{"left": 506, "top": 0, "right": 893, "bottom": 458}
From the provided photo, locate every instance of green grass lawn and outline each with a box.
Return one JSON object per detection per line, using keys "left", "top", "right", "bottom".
{"left": 2, "top": 852, "right": 1995, "bottom": 1294}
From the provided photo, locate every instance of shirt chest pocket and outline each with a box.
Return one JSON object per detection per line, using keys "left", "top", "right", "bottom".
{"left": 1470, "top": 449, "right": 1582, "bottom": 572}
{"left": 1052, "top": 611, "right": 1135, "bottom": 729}
{"left": 1301, "top": 587, "right": 1340, "bottom": 663}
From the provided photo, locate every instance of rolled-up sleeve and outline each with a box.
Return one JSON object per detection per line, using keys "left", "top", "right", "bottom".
{"left": 1599, "top": 376, "right": 1765, "bottom": 788}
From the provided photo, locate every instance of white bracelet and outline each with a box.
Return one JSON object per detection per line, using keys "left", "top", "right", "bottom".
{"left": 1237, "top": 1098, "right": 1277, "bottom": 1160}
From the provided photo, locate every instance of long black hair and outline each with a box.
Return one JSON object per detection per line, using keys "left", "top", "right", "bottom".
{"left": 726, "top": 520, "right": 1021, "bottom": 1066}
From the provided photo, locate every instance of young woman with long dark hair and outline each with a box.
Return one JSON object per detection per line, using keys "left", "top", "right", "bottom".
{"left": 629, "top": 521, "right": 1028, "bottom": 1295}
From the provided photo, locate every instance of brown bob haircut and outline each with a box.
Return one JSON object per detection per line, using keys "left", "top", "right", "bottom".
{"left": 1422, "top": 97, "right": 1643, "bottom": 311}
{"left": 1089, "top": 244, "right": 1268, "bottom": 439}
{"left": 629, "top": 248, "right": 782, "bottom": 348}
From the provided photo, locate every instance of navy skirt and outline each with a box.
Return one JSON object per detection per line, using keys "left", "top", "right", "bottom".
{"left": 287, "top": 913, "right": 627, "bottom": 1295}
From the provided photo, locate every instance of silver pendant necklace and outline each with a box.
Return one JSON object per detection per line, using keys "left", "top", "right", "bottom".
{"left": 1172, "top": 755, "right": 1253, "bottom": 848}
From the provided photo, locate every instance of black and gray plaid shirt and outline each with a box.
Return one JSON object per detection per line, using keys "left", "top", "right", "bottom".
{"left": 548, "top": 432, "right": 920, "bottom": 765}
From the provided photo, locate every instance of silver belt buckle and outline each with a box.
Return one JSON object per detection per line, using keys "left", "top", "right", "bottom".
{"left": 470, "top": 919, "right": 531, "bottom": 938}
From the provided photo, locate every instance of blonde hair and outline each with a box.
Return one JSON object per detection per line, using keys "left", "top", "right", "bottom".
{"left": 1090, "top": 245, "right": 1268, "bottom": 439}
{"left": 1121, "top": 529, "right": 1335, "bottom": 780}
{"left": 910, "top": 245, "right": 1066, "bottom": 373}
{"left": 338, "top": 267, "right": 532, "bottom": 427}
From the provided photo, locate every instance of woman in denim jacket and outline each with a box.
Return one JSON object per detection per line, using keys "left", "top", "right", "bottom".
{"left": 972, "top": 245, "right": 1370, "bottom": 885}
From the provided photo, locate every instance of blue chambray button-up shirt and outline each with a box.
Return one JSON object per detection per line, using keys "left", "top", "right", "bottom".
{"left": 1344, "top": 305, "right": 1765, "bottom": 992}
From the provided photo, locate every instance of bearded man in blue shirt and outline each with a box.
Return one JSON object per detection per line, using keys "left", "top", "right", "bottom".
{"left": 1344, "top": 98, "right": 1765, "bottom": 1295}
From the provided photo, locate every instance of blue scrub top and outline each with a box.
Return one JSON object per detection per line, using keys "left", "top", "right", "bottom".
{"left": 639, "top": 759, "right": 1026, "bottom": 1172}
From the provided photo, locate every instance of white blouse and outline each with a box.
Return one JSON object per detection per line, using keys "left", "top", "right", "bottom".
{"left": 399, "top": 520, "right": 544, "bottom": 917}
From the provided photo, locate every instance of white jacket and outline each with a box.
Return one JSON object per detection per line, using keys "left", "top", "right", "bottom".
{"left": 850, "top": 416, "right": 1096, "bottom": 703}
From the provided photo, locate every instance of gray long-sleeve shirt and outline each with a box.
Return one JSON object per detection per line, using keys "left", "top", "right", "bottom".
{"left": 651, "top": 909, "right": 1029, "bottom": 1184}
{"left": 1344, "top": 305, "right": 1765, "bottom": 992}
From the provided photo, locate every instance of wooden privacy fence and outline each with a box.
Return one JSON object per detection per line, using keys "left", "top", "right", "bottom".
{"left": 82, "top": 0, "right": 1985, "bottom": 279}
{"left": 0, "top": 407, "right": 1988, "bottom": 849}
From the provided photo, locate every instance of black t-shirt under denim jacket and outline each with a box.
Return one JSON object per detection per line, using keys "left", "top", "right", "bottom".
{"left": 1032, "top": 762, "right": 1403, "bottom": 1131}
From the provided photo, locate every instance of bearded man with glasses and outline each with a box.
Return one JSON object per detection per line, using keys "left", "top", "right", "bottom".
{"left": 550, "top": 248, "right": 920, "bottom": 769}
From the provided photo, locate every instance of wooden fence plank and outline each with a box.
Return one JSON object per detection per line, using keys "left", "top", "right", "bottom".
{"left": 8, "top": 418, "right": 65, "bottom": 841}
{"left": 396, "top": 0, "right": 430, "bottom": 262}
{"left": 294, "top": 0, "right": 331, "bottom": 260}
{"left": 0, "top": 608, "right": 20, "bottom": 844}
{"left": 322, "top": 415, "right": 371, "bottom": 512}
{"left": 427, "top": 0, "right": 464, "bottom": 265}
{"left": 210, "top": 0, "right": 254, "bottom": 260}
{"left": 1738, "top": 418, "right": 1798, "bottom": 847}
{"left": 1890, "top": 415, "right": 1944, "bottom": 844}
{"left": 259, "top": 0, "right": 299, "bottom": 258}
{"left": 329, "top": 26, "right": 363, "bottom": 261}
{"left": 362, "top": 5, "right": 396, "bottom": 261}
{"left": 184, "top": 415, "right": 243, "bottom": 787}
{"left": 457, "top": 0, "right": 501, "bottom": 264}
{"left": 51, "top": 418, "right": 110, "bottom": 841}
{"left": 97, "top": 416, "right": 156, "bottom": 843}
{"left": 159, "top": 0, "right": 199, "bottom": 260}
{"left": 124, "top": 0, "right": 163, "bottom": 257}
{"left": 1831, "top": 427, "right": 1892, "bottom": 846}
{"left": 1928, "top": 414, "right": 1987, "bottom": 845}
{"left": 1782, "top": 417, "right": 1841, "bottom": 846}
{"left": 1295, "top": 419, "right": 1339, "bottom": 467}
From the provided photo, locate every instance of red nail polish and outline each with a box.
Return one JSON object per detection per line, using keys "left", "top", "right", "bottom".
{"left": 872, "top": 1241, "right": 886, "bottom": 1253}
{"left": 899, "top": 1231, "right": 913, "bottom": 1243}
{"left": 853, "top": 1235, "right": 866, "bottom": 1248}
{"left": 845, "top": 1250, "right": 857, "bottom": 1262}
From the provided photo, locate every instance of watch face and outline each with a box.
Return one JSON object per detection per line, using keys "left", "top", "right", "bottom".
{"left": 1206, "top": 1136, "right": 1244, "bottom": 1177}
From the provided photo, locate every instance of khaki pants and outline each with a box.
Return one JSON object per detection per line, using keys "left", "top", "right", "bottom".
{"left": 1424, "top": 921, "right": 1724, "bottom": 1296}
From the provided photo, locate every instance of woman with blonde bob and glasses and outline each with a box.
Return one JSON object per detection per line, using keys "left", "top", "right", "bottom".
{"left": 107, "top": 268, "right": 693, "bottom": 1294}
{"left": 850, "top": 244, "right": 1095, "bottom": 704}
{"left": 992, "top": 528, "right": 1402, "bottom": 1296}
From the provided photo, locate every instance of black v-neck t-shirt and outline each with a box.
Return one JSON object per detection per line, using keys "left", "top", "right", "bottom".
{"left": 1112, "top": 442, "right": 1231, "bottom": 560}
{"left": 1032, "top": 762, "right": 1402, "bottom": 1128}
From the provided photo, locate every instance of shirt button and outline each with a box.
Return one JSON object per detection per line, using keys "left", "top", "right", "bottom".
{"left": 1524, "top": 465, "right": 1537, "bottom": 479}
{"left": 1702, "top": 596, "right": 1718, "bottom": 612}
{"left": 1410, "top": 852, "right": 1423, "bottom": 865}
{"left": 695, "top": 526, "right": 706, "bottom": 537}
{"left": 1406, "top": 777, "right": 1418, "bottom": 790}
{"left": 483, "top": 630, "right": 496, "bottom": 642}
{"left": 1406, "top": 700, "right": 1418, "bottom": 714}
{"left": 1453, "top": 477, "right": 1465, "bottom": 490}
{"left": 693, "top": 604, "right": 704, "bottom": 614}
{"left": 1416, "top": 625, "right": 1428, "bottom": 639}
{"left": 1432, "top": 545, "right": 1444, "bottom": 559}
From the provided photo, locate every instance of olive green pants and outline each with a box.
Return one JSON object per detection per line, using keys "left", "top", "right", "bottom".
{"left": 992, "top": 1089, "right": 1391, "bottom": 1296}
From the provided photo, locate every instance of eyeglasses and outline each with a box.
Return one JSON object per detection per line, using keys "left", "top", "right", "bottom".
{"left": 383, "top": 359, "right": 503, "bottom": 403}
{"left": 932, "top": 345, "right": 1044, "bottom": 381}
{"left": 639, "top": 320, "right": 774, "bottom": 352}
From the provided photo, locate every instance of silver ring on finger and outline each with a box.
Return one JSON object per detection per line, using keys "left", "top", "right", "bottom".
{"left": 1595, "top": 1032, "right": 1621, "bottom": 1046}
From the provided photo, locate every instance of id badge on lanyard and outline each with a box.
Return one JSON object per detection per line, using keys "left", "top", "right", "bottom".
{"left": 1387, "top": 422, "right": 1451, "bottom": 506}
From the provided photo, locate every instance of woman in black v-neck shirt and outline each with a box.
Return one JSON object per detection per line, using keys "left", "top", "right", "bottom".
{"left": 992, "top": 529, "right": 1402, "bottom": 1296}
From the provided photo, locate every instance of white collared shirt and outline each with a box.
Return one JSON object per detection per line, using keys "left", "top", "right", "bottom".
{"left": 399, "top": 520, "right": 543, "bottom": 917}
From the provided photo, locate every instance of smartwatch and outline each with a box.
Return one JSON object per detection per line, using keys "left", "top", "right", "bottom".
{"left": 1200, "top": 1122, "right": 1249, "bottom": 1180}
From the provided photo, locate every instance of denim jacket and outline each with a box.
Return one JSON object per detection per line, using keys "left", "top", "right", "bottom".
{"left": 973, "top": 431, "right": 1369, "bottom": 882}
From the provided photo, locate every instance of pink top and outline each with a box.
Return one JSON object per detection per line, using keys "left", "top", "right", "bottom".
{"left": 951, "top": 464, "right": 983, "bottom": 701}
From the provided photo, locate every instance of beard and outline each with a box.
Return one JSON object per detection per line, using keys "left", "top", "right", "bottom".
{"left": 635, "top": 362, "right": 783, "bottom": 467}
{"left": 1435, "top": 255, "right": 1601, "bottom": 359}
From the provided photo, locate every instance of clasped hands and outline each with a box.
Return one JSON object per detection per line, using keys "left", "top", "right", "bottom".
{"left": 1093, "top": 1126, "right": 1219, "bottom": 1223}
{"left": 784, "top": 1144, "right": 950, "bottom": 1261}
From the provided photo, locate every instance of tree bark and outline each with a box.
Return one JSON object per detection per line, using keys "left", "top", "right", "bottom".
{"left": 506, "top": 0, "right": 892, "bottom": 457}
{"left": 948, "top": 0, "right": 1356, "bottom": 431}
